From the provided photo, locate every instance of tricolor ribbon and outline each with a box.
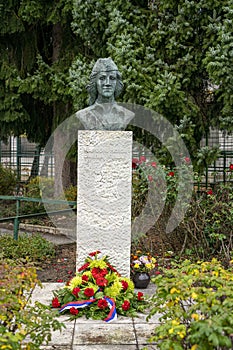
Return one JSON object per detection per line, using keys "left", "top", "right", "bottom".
{"left": 59, "top": 298, "right": 97, "bottom": 312}
{"left": 59, "top": 296, "right": 117, "bottom": 323}
{"left": 103, "top": 296, "right": 117, "bottom": 322}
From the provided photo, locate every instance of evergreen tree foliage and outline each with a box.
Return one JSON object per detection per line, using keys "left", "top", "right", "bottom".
{"left": 1, "top": 0, "right": 232, "bottom": 172}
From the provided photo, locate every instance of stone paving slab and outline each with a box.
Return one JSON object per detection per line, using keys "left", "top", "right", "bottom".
{"left": 72, "top": 346, "right": 138, "bottom": 350}
{"left": 73, "top": 322, "right": 136, "bottom": 345}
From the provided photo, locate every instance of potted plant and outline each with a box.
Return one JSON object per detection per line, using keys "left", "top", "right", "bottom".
{"left": 131, "top": 250, "right": 157, "bottom": 288}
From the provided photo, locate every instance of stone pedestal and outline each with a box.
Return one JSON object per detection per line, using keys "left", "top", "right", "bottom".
{"left": 77, "top": 131, "right": 132, "bottom": 277}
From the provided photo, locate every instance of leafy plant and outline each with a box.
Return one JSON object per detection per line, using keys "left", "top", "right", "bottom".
{"left": 172, "top": 182, "right": 233, "bottom": 264}
{"left": 21, "top": 176, "right": 55, "bottom": 215}
{"left": 0, "top": 259, "right": 64, "bottom": 349}
{"left": 147, "top": 259, "right": 233, "bottom": 350}
{"left": 64, "top": 184, "right": 77, "bottom": 202}
{"left": 0, "top": 164, "right": 17, "bottom": 195}
{"left": 0, "top": 233, "right": 55, "bottom": 262}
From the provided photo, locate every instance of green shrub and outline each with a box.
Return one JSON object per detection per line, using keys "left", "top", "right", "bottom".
{"left": 0, "top": 259, "right": 64, "bottom": 349}
{"left": 147, "top": 259, "right": 233, "bottom": 350}
{"left": 64, "top": 184, "right": 77, "bottom": 202}
{"left": 172, "top": 183, "right": 233, "bottom": 264}
{"left": 0, "top": 164, "right": 17, "bottom": 195}
{"left": 0, "top": 234, "right": 55, "bottom": 262}
{"left": 21, "top": 176, "right": 55, "bottom": 216}
{"left": 24, "top": 176, "right": 55, "bottom": 198}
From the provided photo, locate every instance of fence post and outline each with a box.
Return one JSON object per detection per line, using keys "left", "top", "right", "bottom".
{"left": 16, "top": 136, "right": 21, "bottom": 182}
{"left": 13, "top": 197, "right": 20, "bottom": 240}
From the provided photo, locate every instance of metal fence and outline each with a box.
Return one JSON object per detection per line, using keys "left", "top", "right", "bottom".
{"left": 0, "top": 130, "right": 233, "bottom": 186}
{"left": 0, "top": 136, "right": 54, "bottom": 181}
{"left": 200, "top": 129, "right": 233, "bottom": 187}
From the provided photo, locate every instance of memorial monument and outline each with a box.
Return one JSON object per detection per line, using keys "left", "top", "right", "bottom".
{"left": 76, "top": 58, "right": 134, "bottom": 277}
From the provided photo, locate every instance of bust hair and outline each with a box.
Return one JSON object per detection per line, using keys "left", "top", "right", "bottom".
{"left": 86, "top": 66, "right": 124, "bottom": 106}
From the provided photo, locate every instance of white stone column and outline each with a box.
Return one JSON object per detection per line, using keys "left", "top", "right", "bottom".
{"left": 77, "top": 131, "right": 132, "bottom": 277}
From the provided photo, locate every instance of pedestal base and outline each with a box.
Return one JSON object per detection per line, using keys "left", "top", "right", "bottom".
{"left": 77, "top": 131, "right": 132, "bottom": 277}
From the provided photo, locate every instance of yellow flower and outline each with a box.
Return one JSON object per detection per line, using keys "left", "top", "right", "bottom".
{"left": 134, "top": 263, "right": 140, "bottom": 269}
{"left": 191, "top": 345, "right": 198, "bottom": 350}
{"left": 170, "top": 287, "right": 180, "bottom": 294}
{"left": 212, "top": 270, "right": 219, "bottom": 277}
{"left": 67, "top": 276, "right": 82, "bottom": 290}
{"left": 177, "top": 331, "right": 185, "bottom": 339}
{"left": 191, "top": 292, "right": 198, "bottom": 299}
{"left": 166, "top": 301, "right": 175, "bottom": 307}
{"left": 104, "top": 280, "right": 122, "bottom": 297}
{"left": 171, "top": 320, "right": 180, "bottom": 326}
{"left": 82, "top": 271, "right": 92, "bottom": 278}
{"left": 145, "top": 263, "right": 153, "bottom": 270}
{"left": 191, "top": 313, "right": 199, "bottom": 321}
{"left": 89, "top": 259, "right": 107, "bottom": 269}
{"left": 168, "top": 328, "right": 174, "bottom": 334}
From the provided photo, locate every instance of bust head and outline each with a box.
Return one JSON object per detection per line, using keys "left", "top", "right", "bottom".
{"left": 86, "top": 58, "right": 124, "bottom": 105}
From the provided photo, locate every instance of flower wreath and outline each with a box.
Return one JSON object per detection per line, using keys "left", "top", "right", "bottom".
{"left": 51, "top": 251, "right": 147, "bottom": 322}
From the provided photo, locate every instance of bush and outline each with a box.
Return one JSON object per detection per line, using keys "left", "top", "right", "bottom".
{"left": 0, "top": 234, "right": 55, "bottom": 262}
{"left": 64, "top": 184, "right": 77, "bottom": 202}
{"left": 171, "top": 183, "right": 233, "bottom": 264}
{"left": 21, "top": 176, "right": 55, "bottom": 216}
{"left": 0, "top": 259, "right": 64, "bottom": 349}
{"left": 147, "top": 259, "right": 233, "bottom": 350}
{"left": 0, "top": 164, "right": 17, "bottom": 195}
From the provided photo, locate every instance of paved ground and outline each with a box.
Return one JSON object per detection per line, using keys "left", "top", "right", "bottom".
{"left": 31, "top": 283, "right": 160, "bottom": 350}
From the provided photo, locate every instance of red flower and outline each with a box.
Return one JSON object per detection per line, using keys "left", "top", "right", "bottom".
{"left": 121, "top": 280, "right": 129, "bottom": 291}
{"left": 92, "top": 267, "right": 108, "bottom": 279}
{"left": 148, "top": 175, "right": 153, "bottom": 182}
{"left": 154, "top": 271, "right": 161, "bottom": 275}
{"left": 57, "top": 279, "right": 63, "bottom": 283}
{"left": 132, "top": 158, "right": 139, "bottom": 169}
{"left": 70, "top": 307, "right": 79, "bottom": 315}
{"left": 84, "top": 288, "right": 95, "bottom": 297}
{"left": 97, "top": 299, "right": 108, "bottom": 309}
{"left": 207, "top": 189, "right": 213, "bottom": 196}
{"left": 229, "top": 164, "right": 233, "bottom": 171}
{"left": 96, "top": 277, "right": 108, "bottom": 287}
{"left": 122, "top": 300, "right": 130, "bottom": 311}
{"left": 78, "top": 262, "right": 90, "bottom": 272}
{"left": 89, "top": 251, "right": 101, "bottom": 257}
{"left": 107, "top": 263, "right": 118, "bottom": 274}
{"left": 72, "top": 287, "right": 80, "bottom": 297}
{"left": 52, "top": 297, "right": 60, "bottom": 308}
{"left": 151, "top": 162, "right": 157, "bottom": 167}
{"left": 82, "top": 274, "right": 89, "bottom": 282}
{"left": 139, "top": 155, "right": 146, "bottom": 163}
{"left": 137, "top": 292, "right": 144, "bottom": 301}
{"left": 168, "top": 171, "right": 175, "bottom": 177}
{"left": 184, "top": 157, "right": 190, "bottom": 164}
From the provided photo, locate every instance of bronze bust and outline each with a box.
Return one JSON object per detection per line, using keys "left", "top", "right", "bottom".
{"left": 76, "top": 58, "right": 134, "bottom": 130}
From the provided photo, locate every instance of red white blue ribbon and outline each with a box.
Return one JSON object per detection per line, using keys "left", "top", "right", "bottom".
{"left": 59, "top": 298, "right": 97, "bottom": 312}
{"left": 103, "top": 296, "right": 117, "bottom": 322}
{"left": 59, "top": 296, "right": 117, "bottom": 323}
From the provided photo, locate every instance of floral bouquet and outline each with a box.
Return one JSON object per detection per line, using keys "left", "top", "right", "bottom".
{"left": 51, "top": 251, "right": 147, "bottom": 322}
{"left": 131, "top": 250, "right": 157, "bottom": 274}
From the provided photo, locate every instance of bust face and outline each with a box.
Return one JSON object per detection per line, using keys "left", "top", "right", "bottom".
{"left": 96, "top": 70, "right": 117, "bottom": 100}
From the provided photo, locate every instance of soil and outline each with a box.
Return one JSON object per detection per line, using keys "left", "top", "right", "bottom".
{"left": 36, "top": 227, "right": 173, "bottom": 283}
{"left": 36, "top": 243, "right": 77, "bottom": 283}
